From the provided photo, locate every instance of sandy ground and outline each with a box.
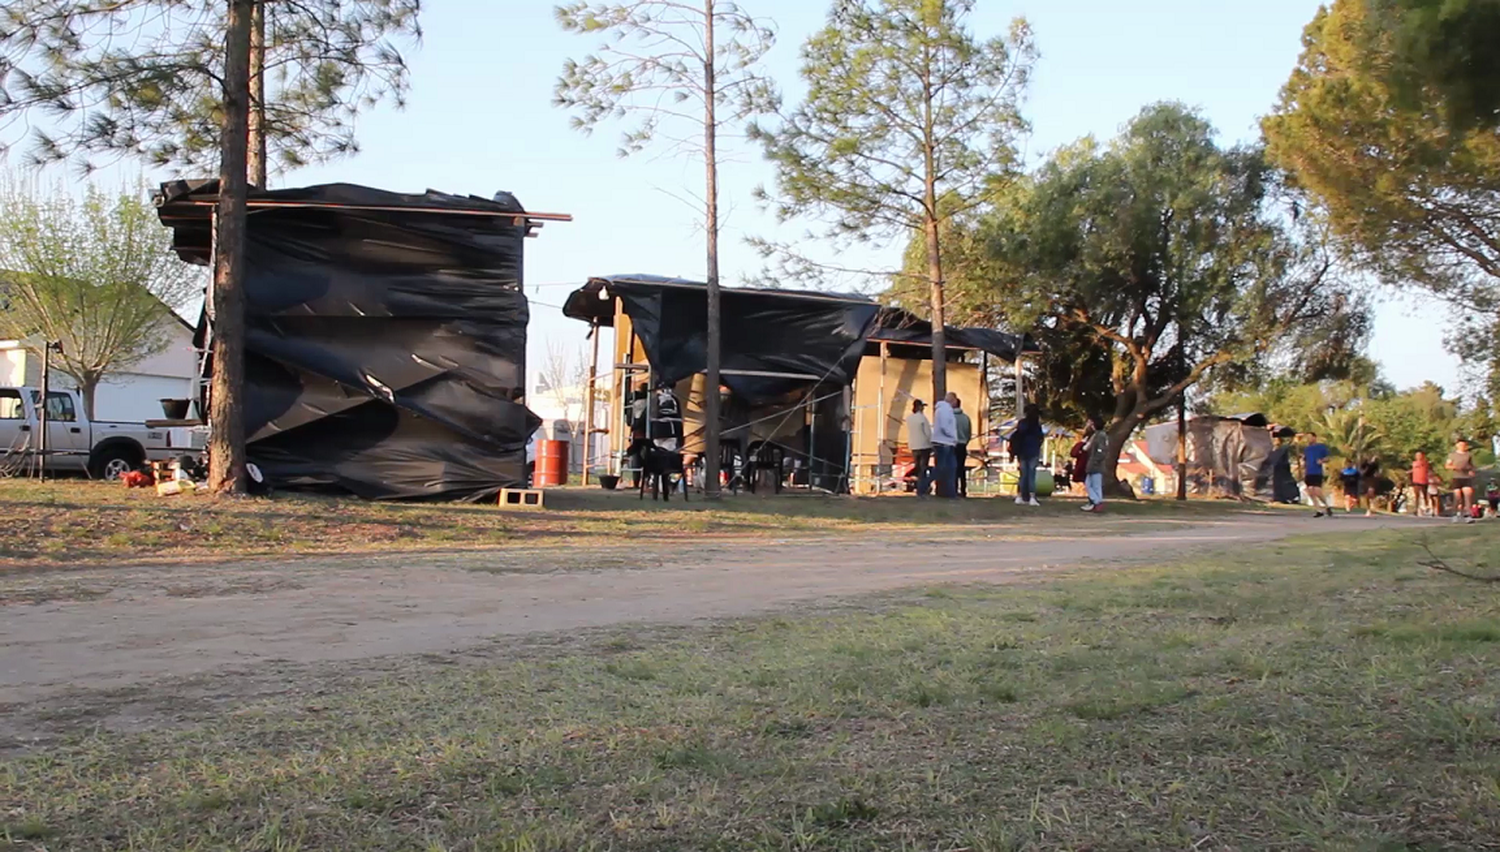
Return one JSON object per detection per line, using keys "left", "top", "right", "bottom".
{"left": 3, "top": 512, "right": 1418, "bottom": 697}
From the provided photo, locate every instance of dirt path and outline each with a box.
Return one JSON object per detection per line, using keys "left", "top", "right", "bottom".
{"left": 0, "top": 512, "right": 1423, "bottom": 708}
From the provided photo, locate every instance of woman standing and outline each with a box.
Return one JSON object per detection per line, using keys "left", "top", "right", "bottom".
{"left": 1010, "top": 406, "right": 1045, "bottom": 507}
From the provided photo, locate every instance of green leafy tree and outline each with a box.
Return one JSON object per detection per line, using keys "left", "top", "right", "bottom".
{"left": 1367, "top": 0, "right": 1500, "bottom": 132}
{"left": 752, "top": 0, "right": 1036, "bottom": 400}
{"left": 1321, "top": 406, "right": 1384, "bottom": 466}
{"left": 0, "top": 0, "right": 421, "bottom": 182}
{"left": 555, "top": 0, "right": 778, "bottom": 498}
{"left": 1262, "top": 0, "right": 1500, "bottom": 386}
{"left": 0, "top": 180, "right": 201, "bottom": 418}
{"left": 974, "top": 104, "right": 1368, "bottom": 492}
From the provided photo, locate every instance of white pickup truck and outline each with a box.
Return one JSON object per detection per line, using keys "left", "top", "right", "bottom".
{"left": 0, "top": 386, "right": 199, "bottom": 479}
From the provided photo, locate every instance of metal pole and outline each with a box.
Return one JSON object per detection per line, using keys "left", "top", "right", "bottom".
{"left": 37, "top": 342, "right": 49, "bottom": 481}
{"left": 583, "top": 320, "right": 600, "bottom": 486}
{"left": 809, "top": 389, "right": 817, "bottom": 491}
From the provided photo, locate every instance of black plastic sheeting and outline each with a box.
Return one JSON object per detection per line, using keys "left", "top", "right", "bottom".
{"left": 156, "top": 180, "right": 541, "bottom": 501}
{"left": 563, "top": 275, "right": 882, "bottom": 404}
{"left": 867, "top": 307, "right": 1039, "bottom": 361}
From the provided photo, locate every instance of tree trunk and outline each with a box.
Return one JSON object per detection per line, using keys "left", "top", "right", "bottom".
{"left": 925, "top": 212, "right": 947, "bottom": 401}
{"left": 247, "top": 0, "right": 267, "bottom": 189}
{"left": 701, "top": 0, "right": 722, "bottom": 499}
{"left": 1101, "top": 417, "right": 1140, "bottom": 498}
{"left": 209, "top": 0, "right": 254, "bottom": 495}
{"left": 919, "top": 37, "right": 946, "bottom": 403}
{"left": 80, "top": 376, "right": 98, "bottom": 421}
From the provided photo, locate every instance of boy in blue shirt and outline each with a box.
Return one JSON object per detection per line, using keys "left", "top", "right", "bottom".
{"left": 1302, "top": 432, "right": 1332, "bottom": 517}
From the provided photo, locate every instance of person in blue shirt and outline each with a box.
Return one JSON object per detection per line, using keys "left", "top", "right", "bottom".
{"left": 1339, "top": 464, "right": 1362, "bottom": 513}
{"left": 1302, "top": 432, "right": 1332, "bottom": 517}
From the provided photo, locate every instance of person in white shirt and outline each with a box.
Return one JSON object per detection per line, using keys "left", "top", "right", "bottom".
{"left": 932, "top": 393, "right": 959, "bottom": 498}
{"left": 904, "top": 399, "right": 934, "bottom": 497}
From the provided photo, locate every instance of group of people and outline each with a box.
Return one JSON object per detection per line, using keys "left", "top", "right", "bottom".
{"left": 1015, "top": 408, "right": 1110, "bottom": 512}
{"left": 903, "top": 393, "right": 974, "bottom": 498}
{"left": 1300, "top": 433, "right": 1494, "bottom": 523}
{"left": 905, "top": 400, "right": 1111, "bottom": 512}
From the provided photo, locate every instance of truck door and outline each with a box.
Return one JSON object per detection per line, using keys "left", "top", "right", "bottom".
{"left": 36, "top": 391, "right": 88, "bottom": 471}
{"left": 0, "top": 389, "right": 28, "bottom": 469}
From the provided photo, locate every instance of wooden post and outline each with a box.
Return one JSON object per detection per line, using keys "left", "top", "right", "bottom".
{"left": 1014, "top": 355, "right": 1024, "bottom": 416}
{"left": 878, "top": 341, "right": 889, "bottom": 493}
{"left": 582, "top": 320, "right": 600, "bottom": 486}
{"left": 1176, "top": 394, "right": 1188, "bottom": 501}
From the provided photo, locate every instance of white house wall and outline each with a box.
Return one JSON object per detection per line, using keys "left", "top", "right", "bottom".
{"left": 0, "top": 321, "right": 197, "bottom": 422}
{"left": 92, "top": 372, "right": 194, "bottom": 422}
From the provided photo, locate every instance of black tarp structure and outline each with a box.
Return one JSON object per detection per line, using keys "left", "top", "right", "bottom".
{"left": 157, "top": 180, "right": 552, "bottom": 501}
{"left": 563, "top": 275, "right": 1036, "bottom": 492}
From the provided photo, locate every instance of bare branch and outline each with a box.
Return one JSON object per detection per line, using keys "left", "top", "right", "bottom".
{"left": 1417, "top": 541, "right": 1500, "bottom": 583}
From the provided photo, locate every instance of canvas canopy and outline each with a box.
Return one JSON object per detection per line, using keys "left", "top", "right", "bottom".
{"left": 1143, "top": 413, "right": 1274, "bottom": 499}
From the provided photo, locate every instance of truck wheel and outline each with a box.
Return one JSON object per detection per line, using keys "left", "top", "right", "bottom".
{"left": 90, "top": 447, "right": 139, "bottom": 480}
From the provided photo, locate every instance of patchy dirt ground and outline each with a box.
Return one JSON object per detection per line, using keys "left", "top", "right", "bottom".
{"left": 0, "top": 511, "right": 1422, "bottom": 738}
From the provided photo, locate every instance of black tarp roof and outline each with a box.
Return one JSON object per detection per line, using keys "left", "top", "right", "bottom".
{"left": 156, "top": 181, "right": 550, "bottom": 501}
{"left": 868, "top": 306, "right": 1039, "bottom": 361}
{"left": 564, "top": 274, "right": 880, "bottom": 403}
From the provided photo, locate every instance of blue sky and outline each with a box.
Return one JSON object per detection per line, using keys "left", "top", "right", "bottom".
{"left": 3, "top": 0, "right": 1466, "bottom": 397}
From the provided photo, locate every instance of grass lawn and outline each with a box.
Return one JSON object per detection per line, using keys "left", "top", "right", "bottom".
{"left": 4, "top": 525, "right": 1498, "bottom": 850}
{"left": 0, "top": 478, "right": 1260, "bottom": 566}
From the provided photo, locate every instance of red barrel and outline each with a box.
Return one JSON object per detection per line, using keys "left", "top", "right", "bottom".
{"left": 535, "top": 439, "right": 569, "bottom": 487}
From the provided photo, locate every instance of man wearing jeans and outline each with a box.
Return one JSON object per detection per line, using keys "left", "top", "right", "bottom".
{"left": 933, "top": 393, "right": 959, "bottom": 498}
{"left": 1081, "top": 415, "right": 1108, "bottom": 512}
{"left": 952, "top": 395, "right": 973, "bottom": 497}
{"left": 905, "top": 399, "right": 933, "bottom": 497}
